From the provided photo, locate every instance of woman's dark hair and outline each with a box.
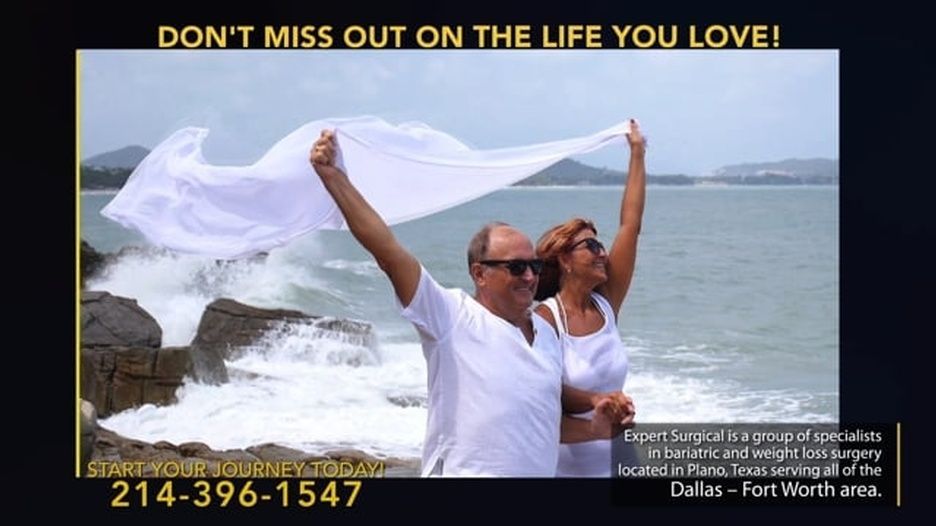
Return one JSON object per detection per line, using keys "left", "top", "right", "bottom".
{"left": 534, "top": 217, "right": 597, "bottom": 301}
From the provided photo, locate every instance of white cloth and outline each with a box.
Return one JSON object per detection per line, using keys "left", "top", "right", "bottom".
{"left": 541, "top": 292, "right": 629, "bottom": 477}
{"left": 400, "top": 266, "right": 563, "bottom": 477}
{"left": 102, "top": 116, "right": 633, "bottom": 259}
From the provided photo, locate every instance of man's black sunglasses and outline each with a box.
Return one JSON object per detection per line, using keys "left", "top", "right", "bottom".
{"left": 568, "top": 237, "right": 606, "bottom": 255}
{"left": 479, "top": 259, "right": 545, "bottom": 276}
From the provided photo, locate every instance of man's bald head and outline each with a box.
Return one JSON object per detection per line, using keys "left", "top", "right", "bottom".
{"left": 467, "top": 221, "right": 512, "bottom": 267}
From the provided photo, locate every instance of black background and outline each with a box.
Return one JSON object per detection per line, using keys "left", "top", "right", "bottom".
{"left": 20, "top": 0, "right": 930, "bottom": 519}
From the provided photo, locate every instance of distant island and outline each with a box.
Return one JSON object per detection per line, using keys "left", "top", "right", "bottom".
{"left": 80, "top": 146, "right": 838, "bottom": 190}
{"left": 81, "top": 146, "right": 149, "bottom": 190}
{"left": 515, "top": 158, "right": 838, "bottom": 186}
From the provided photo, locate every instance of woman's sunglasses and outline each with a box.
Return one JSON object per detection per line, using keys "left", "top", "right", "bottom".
{"left": 568, "top": 237, "right": 606, "bottom": 255}
{"left": 479, "top": 259, "right": 545, "bottom": 276}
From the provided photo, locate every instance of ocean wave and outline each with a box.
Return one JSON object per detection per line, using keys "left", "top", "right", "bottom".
{"left": 84, "top": 238, "right": 339, "bottom": 346}
{"left": 99, "top": 340, "right": 428, "bottom": 458}
{"left": 626, "top": 373, "right": 837, "bottom": 423}
{"left": 321, "top": 259, "right": 381, "bottom": 276}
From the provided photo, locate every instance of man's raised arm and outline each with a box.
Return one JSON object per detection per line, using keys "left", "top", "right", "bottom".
{"left": 310, "top": 130, "right": 421, "bottom": 306}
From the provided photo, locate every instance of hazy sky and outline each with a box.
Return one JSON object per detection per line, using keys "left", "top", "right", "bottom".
{"left": 80, "top": 50, "right": 838, "bottom": 175}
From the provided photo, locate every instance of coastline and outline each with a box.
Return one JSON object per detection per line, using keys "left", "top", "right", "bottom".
{"left": 84, "top": 185, "right": 838, "bottom": 195}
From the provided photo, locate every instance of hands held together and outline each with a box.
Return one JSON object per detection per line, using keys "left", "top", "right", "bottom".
{"left": 589, "top": 391, "right": 636, "bottom": 440}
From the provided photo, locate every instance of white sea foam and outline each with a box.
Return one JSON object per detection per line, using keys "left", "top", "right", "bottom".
{"left": 100, "top": 336, "right": 429, "bottom": 458}
{"left": 321, "top": 259, "right": 381, "bottom": 276}
{"left": 626, "top": 373, "right": 835, "bottom": 423}
{"left": 85, "top": 236, "right": 334, "bottom": 346}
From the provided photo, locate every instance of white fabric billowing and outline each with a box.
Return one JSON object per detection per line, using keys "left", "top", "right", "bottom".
{"left": 102, "top": 116, "right": 633, "bottom": 259}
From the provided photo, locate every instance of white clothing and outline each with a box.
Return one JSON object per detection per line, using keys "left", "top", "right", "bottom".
{"left": 541, "top": 292, "right": 629, "bottom": 477}
{"left": 400, "top": 266, "right": 563, "bottom": 477}
{"left": 101, "top": 117, "right": 633, "bottom": 259}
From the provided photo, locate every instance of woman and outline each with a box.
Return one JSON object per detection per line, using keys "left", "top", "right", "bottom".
{"left": 535, "top": 119, "right": 646, "bottom": 477}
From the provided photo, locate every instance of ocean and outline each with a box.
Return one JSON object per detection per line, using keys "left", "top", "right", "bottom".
{"left": 80, "top": 186, "right": 838, "bottom": 459}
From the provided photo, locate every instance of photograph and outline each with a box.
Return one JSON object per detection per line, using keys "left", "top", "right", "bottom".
{"left": 78, "top": 49, "right": 839, "bottom": 479}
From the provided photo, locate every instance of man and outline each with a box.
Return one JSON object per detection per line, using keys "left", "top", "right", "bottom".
{"left": 310, "top": 130, "right": 629, "bottom": 476}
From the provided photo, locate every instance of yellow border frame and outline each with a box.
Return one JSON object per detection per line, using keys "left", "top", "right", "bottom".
{"left": 896, "top": 422, "right": 901, "bottom": 507}
{"left": 75, "top": 49, "right": 82, "bottom": 478}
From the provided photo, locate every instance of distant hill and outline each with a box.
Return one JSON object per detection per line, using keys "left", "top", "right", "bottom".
{"left": 513, "top": 157, "right": 839, "bottom": 187}
{"left": 514, "top": 159, "right": 693, "bottom": 186}
{"left": 80, "top": 146, "right": 150, "bottom": 189}
{"left": 83, "top": 146, "right": 150, "bottom": 169}
{"left": 516, "top": 159, "right": 620, "bottom": 186}
{"left": 712, "top": 159, "right": 839, "bottom": 179}
{"left": 81, "top": 166, "right": 134, "bottom": 190}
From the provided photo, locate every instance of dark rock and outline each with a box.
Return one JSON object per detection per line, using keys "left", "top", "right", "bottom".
{"left": 81, "top": 291, "right": 161, "bottom": 348}
{"left": 79, "top": 292, "right": 199, "bottom": 416}
{"left": 180, "top": 443, "right": 259, "bottom": 463}
{"left": 148, "top": 346, "right": 195, "bottom": 400}
{"left": 80, "top": 346, "right": 192, "bottom": 417}
{"left": 192, "top": 299, "right": 308, "bottom": 359}
{"left": 246, "top": 443, "right": 312, "bottom": 463}
{"left": 191, "top": 298, "right": 377, "bottom": 364}
{"left": 80, "top": 348, "right": 114, "bottom": 411}
{"left": 178, "top": 442, "right": 215, "bottom": 457}
{"left": 324, "top": 448, "right": 382, "bottom": 463}
{"left": 80, "top": 400, "right": 97, "bottom": 476}
{"left": 189, "top": 343, "right": 228, "bottom": 385}
{"left": 80, "top": 240, "right": 108, "bottom": 287}
{"left": 387, "top": 394, "right": 427, "bottom": 408}
{"left": 110, "top": 347, "right": 154, "bottom": 411}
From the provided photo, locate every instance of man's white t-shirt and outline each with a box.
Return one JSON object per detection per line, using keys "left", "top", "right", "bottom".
{"left": 400, "top": 266, "right": 563, "bottom": 477}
